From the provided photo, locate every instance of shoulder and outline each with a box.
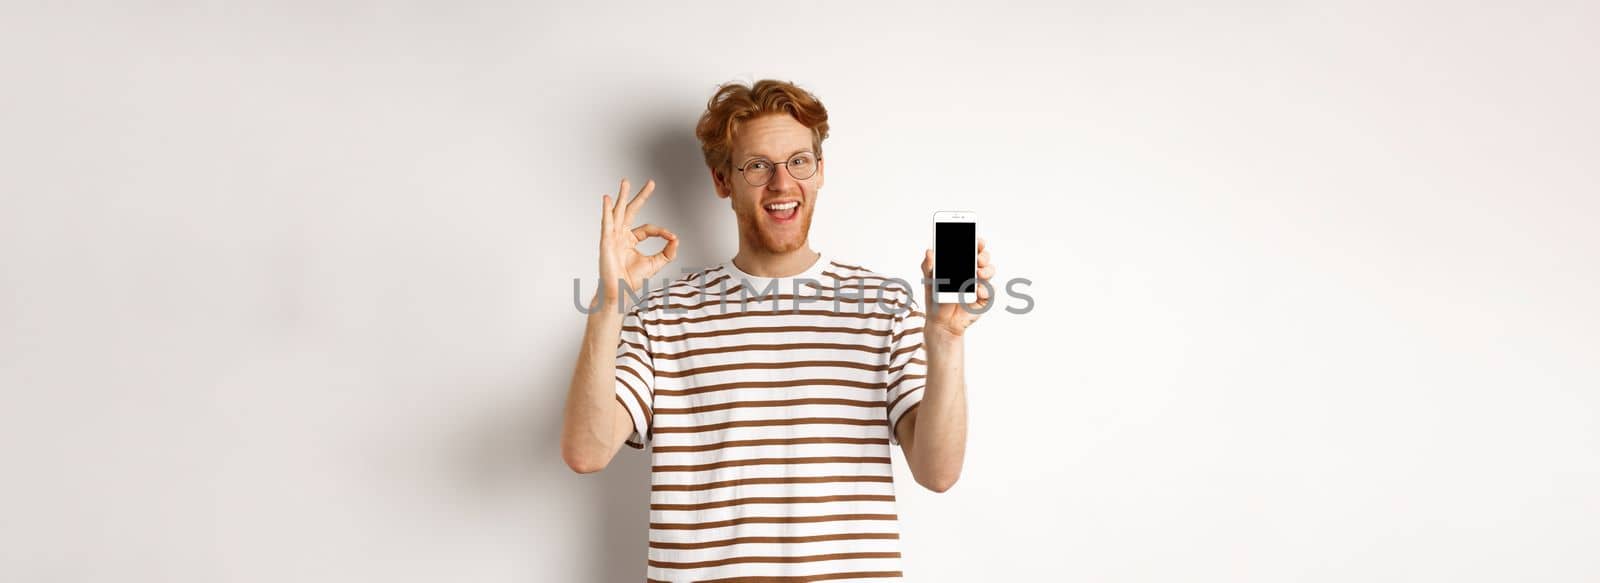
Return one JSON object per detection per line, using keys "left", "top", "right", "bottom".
{"left": 630, "top": 264, "right": 729, "bottom": 314}
{"left": 817, "top": 259, "right": 918, "bottom": 303}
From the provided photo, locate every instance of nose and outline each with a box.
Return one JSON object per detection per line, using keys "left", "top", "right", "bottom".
{"left": 765, "top": 162, "right": 798, "bottom": 192}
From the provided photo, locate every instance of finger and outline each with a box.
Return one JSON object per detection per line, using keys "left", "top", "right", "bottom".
{"left": 920, "top": 249, "right": 935, "bottom": 305}
{"left": 977, "top": 249, "right": 991, "bottom": 267}
{"left": 976, "top": 236, "right": 986, "bottom": 253}
{"left": 631, "top": 223, "right": 671, "bottom": 241}
{"left": 601, "top": 194, "right": 613, "bottom": 230}
{"left": 978, "top": 264, "right": 996, "bottom": 281}
{"left": 614, "top": 178, "right": 631, "bottom": 224}
{"left": 969, "top": 295, "right": 989, "bottom": 319}
{"left": 973, "top": 270, "right": 992, "bottom": 311}
{"left": 624, "top": 179, "right": 656, "bottom": 225}
{"left": 657, "top": 231, "right": 680, "bottom": 264}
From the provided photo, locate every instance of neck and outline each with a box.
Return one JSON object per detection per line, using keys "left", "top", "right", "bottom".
{"left": 732, "top": 244, "right": 819, "bottom": 278}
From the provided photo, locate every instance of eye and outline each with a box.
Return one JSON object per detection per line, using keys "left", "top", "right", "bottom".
{"left": 789, "top": 155, "right": 812, "bottom": 168}
{"left": 747, "top": 160, "right": 772, "bottom": 171}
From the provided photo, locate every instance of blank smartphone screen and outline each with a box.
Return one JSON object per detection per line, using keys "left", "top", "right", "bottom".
{"left": 935, "top": 222, "right": 976, "bottom": 293}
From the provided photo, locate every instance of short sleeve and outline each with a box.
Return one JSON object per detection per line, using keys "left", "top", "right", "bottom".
{"left": 613, "top": 307, "right": 656, "bottom": 449}
{"left": 885, "top": 291, "right": 928, "bottom": 445}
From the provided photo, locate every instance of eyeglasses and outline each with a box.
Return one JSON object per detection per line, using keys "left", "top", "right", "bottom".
{"left": 736, "top": 151, "right": 820, "bottom": 186}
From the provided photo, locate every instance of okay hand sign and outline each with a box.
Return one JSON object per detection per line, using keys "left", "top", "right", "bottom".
{"left": 598, "top": 178, "right": 678, "bottom": 303}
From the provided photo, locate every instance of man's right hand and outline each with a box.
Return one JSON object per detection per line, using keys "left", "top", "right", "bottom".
{"left": 598, "top": 178, "right": 678, "bottom": 307}
{"left": 562, "top": 178, "right": 676, "bottom": 474}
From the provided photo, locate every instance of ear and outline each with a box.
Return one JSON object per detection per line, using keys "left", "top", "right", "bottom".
{"left": 815, "top": 157, "right": 825, "bottom": 191}
{"left": 710, "top": 167, "right": 732, "bottom": 199}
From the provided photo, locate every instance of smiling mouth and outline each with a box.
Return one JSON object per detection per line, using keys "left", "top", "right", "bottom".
{"left": 763, "top": 200, "right": 800, "bottom": 222}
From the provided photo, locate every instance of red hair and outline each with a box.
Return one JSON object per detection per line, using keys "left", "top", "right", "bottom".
{"left": 695, "top": 79, "right": 831, "bottom": 177}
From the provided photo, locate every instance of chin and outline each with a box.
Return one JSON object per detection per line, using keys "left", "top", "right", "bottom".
{"left": 760, "top": 235, "right": 808, "bottom": 254}
{"left": 739, "top": 206, "right": 814, "bottom": 254}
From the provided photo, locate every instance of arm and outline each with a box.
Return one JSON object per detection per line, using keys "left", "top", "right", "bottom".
{"left": 559, "top": 294, "right": 640, "bottom": 474}
{"left": 558, "top": 178, "right": 677, "bottom": 474}
{"left": 898, "top": 237, "right": 994, "bottom": 492}
{"left": 895, "top": 331, "right": 967, "bottom": 492}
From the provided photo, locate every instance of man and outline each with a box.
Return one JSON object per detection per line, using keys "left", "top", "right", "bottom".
{"left": 560, "top": 79, "right": 996, "bottom": 581}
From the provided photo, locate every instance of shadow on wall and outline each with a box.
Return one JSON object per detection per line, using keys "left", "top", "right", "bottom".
{"left": 450, "top": 112, "right": 731, "bottom": 582}
{"left": 449, "top": 334, "right": 651, "bottom": 582}
{"left": 573, "top": 114, "right": 728, "bottom": 581}
{"left": 638, "top": 106, "right": 732, "bottom": 273}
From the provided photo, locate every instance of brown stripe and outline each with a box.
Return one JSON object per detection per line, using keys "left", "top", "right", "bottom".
{"left": 652, "top": 436, "right": 889, "bottom": 454}
{"left": 696, "top": 272, "right": 734, "bottom": 288}
{"left": 822, "top": 273, "right": 915, "bottom": 296}
{"left": 652, "top": 324, "right": 892, "bottom": 344}
{"left": 886, "top": 374, "right": 925, "bottom": 395}
{"left": 621, "top": 324, "right": 650, "bottom": 339}
{"left": 889, "top": 342, "right": 921, "bottom": 360}
{"left": 649, "top": 551, "right": 901, "bottom": 570}
{"left": 656, "top": 397, "right": 884, "bottom": 415}
{"left": 649, "top": 532, "right": 899, "bottom": 550}
{"left": 666, "top": 293, "right": 906, "bottom": 314}
{"left": 652, "top": 474, "right": 893, "bottom": 492}
{"left": 617, "top": 350, "right": 653, "bottom": 375}
{"left": 658, "top": 359, "right": 889, "bottom": 379}
{"left": 888, "top": 385, "right": 924, "bottom": 412}
{"left": 890, "top": 326, "right": 921, "bottom": 342}
{"left": 615, "top": 368, "right": 655, "bottom": 426}
{"left": 655, "top": 284, "right": 748, "bottom": 304}
{"left": 646, "top": 272, "right": 736, "bottom": 301}
{"left": 617, "top": 362, "right": 651, "bottom": 387}
{"left": 686, "top": 265, "right": 725, "bottom": 282}
{"left": 804, "top": 279, "right": 904, "bottom": 293}
{"left": 654, "top": 377, "right": 884, "bottom": 398}
{"left": 885, "top": 358, "right": 925, "bottom": 375}
{"left": 653, "top": 456, "right": 890, "bottom": 473}
{"left": 650, "top": 493, "right": 896, "bottom": 511}
{"left": 828, "top": 261, "right": 867, "bottom": 271}
{"left": 653, "top": 417, "right": 887, "bottom": 435}
{"left": 655, "top": 342, "right": 888, "bottom": 361}
{"left": 647, "top": 282, "right": 745, "bottom": 301}
{"left": 614, "top": 378, "right": 653, "bottom": 427}
{"left": 700, "top": 571, "right": 904, "bottom": 583}
{"left": 650, "top": 513, "right": 898, "bottom": 531}
{"left": 822, "top": 270, "right": 898, "bottom": 284}
{"left": 614, "top": 393, "right": 646, "bottom": 448}
{"left": 644, "top": 308, "right": 895, "bottom": 327}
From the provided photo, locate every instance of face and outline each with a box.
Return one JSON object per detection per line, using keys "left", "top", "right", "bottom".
{"left": 711, "top": 114, "right": 825, "bottom": 255}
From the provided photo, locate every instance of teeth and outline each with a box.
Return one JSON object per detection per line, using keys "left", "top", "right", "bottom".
{"left": 764, "top": 201, "right": 799, "bottom": 211}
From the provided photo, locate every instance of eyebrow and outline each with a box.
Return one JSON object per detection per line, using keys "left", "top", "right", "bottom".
{"left": 740, "top": 149, "right": 815, "bottom": 164}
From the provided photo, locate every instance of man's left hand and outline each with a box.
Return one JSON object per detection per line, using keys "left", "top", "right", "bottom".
{"left": 921, "top": 237, "right": 995, "bottom": 341}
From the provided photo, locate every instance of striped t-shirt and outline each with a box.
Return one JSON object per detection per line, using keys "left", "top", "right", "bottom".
{"left": 611, "top": 252, "right": 928, "bottom": 582}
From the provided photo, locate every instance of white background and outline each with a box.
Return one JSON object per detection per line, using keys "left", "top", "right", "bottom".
{"left": 2, "top": 1, "right": 1597, "bottom": 581}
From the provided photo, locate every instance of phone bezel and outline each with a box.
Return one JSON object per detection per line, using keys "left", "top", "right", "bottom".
{"left": 932, "top": 211, "right": 978, "bottom": 307}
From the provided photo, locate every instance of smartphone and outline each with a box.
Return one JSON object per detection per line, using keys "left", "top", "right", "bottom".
{"left": 932, "top": 211, "right": 978, "bottom": 306}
